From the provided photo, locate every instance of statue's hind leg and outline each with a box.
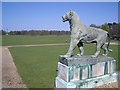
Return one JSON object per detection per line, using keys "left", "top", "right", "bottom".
{"left": 101, "top": 43, "right": 109, "bottom": 56}
{"left": 77, "top": 41, "right": 84, "bottom": 56}
{"left": 92, "top": 42, "right": 101, "bottom": 58}
{"left": 65, "top": 39, "right": 79, "bottom": 57}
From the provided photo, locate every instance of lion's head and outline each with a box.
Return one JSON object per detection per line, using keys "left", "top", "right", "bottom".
{"left": 62, "top": 10, "right": 74, "bottom": 22}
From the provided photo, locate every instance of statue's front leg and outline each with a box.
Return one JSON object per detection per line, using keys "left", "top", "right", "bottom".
{"left": 64, "top": 39, "right": 78, "bottom": 57}
{"left": 77, "top": 41, "right": 84, "bottom": 56}
{"left": 79, "top": 47, "right": 84, "bottom": 56}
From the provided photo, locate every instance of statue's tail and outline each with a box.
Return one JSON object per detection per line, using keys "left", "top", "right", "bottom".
{"left": 107, "top": 33, "right": 112, "bottom": 52}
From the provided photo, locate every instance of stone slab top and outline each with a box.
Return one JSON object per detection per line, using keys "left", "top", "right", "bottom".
{"left": 59, "top": 55, "right": 115, "bottom": 66}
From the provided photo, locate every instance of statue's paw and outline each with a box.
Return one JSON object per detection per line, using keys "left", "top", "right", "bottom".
{"left": 91, "top": 55, "right": 97, "bottom": 58}
{"left": 77, "top": 54, "right": 81, "bottom": 56}
{"left": 77, "top": 53, "right": 83, "bottom": 56}
{"left": 63, "top": 55, "right": 69, "bottom": 58}
{"left": 81, "top": 53, "right": 84, "bottom": 56}
{"left": 102, "top": 54, "right": 107, "bottom": 56}
{"left": 109, "top": 49, "right": 112, "bottom": 52}
{"left": 63, "top": 54, "right": 71, "bottom": 58}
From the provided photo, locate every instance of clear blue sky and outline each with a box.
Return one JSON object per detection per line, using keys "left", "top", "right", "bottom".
{"left": 2, "top": 2, "right": 118, "bottom": 31}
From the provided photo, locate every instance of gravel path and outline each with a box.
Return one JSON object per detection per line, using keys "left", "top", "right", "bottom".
{"left": 6, "top": 42, "right": 120, "bottom": 48}
{"left": 7, "top": 43, "right": 69, "bottom": 48}
{"left": 2, "top": 47, "right": 27, "bottom": 88}
{"left": 96, "top": 82, "right": 118, "bottom": 88}
{"left": 96, "top": 72, "right": 120, "bottom": 88}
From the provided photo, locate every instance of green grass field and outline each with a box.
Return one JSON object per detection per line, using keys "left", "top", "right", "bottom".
{"left": 2, "top": 35, "right": 119, "bottom": 88}
{"left": 2, "top": 35, "right": 120, "bottom": 46}
{"left": 2, "top": 35, "right": 70, "bottom": 46}
{"left": 9, "top": 44, "right": 119, "bottom": 88}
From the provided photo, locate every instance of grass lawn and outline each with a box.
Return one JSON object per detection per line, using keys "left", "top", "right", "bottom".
{"left": 9, "top": 44, "right": 119, "bottom": 88}
{"left": 2, "top": 35, "right": 120, "bottom": 46}
{"left": 2, "top": 35, "right": 70, "bottom": 46}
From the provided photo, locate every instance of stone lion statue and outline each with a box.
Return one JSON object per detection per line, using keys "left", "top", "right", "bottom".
{"left": 62, "top": 10, "right": 112, "bottom": 58}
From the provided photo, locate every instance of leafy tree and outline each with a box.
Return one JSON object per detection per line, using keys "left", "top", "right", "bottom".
{"left": 101, "top": 24, "right": 109, "bottom": 32}
{"left": 2, "top": 30, "right": 7, "bottom": 35}
{"left": 90, "top": 24, "right": 97, "bottom": 27}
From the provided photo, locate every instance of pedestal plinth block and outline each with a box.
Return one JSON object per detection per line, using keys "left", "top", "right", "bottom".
{"left": 56, "top": 55, "right": 117, "bottom": 88}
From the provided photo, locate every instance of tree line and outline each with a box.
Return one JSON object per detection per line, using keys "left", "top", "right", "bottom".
{"left": 1, "top": 30, "right": 70, "bottom": 36}
{"left": 90, "top": 22, "right": 120, "bottom": 40}
{"left": 1, "top": 22, "right": 120, "bottom": 39}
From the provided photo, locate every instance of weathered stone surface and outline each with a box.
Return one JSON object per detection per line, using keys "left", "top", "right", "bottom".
{"left": 59, "top": 55, "right": 114, "bottom": 66}
{"left": 70, "top": 66, "right": 80, "bottom": 81}
{"left": 62, "top": 10, "right": 112, "bottom": 58}
{"left": 56, "top": 55, "right": 117, "bottom": 88}
{"left": 92, "top": 62, "right": 105, "bottom": 77}
{"left": 56, "top": 73, "right": 117, "bottom": 88}
{"left": 108, "top": 60, "right": 116, "bottom": 74}
{"left": 58, "top": 62, "right": 69, "bottom": 82}
{"left": 82, "top": 65, "right": 89, "bottom": 79}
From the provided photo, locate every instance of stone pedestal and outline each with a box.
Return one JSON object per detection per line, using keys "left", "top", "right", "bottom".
{"left": 55, "top": 55, "right": 117, "bottom": 88}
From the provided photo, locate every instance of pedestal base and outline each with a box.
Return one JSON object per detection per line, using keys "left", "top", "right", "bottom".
{"left": 55, "top": 55, "right": 118, "bottom": 88}
{"left": 56, "top": 73, "right": 117, "bottom": 88}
